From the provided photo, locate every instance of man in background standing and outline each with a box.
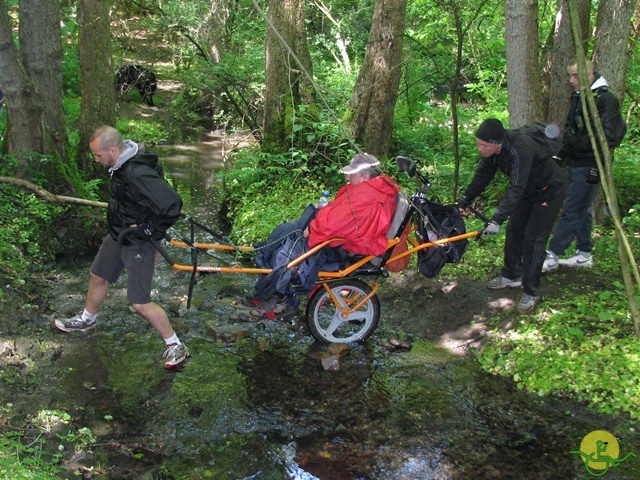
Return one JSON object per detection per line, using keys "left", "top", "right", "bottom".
{"left": 543, "top": 60, "right": 625, "bottom": 273}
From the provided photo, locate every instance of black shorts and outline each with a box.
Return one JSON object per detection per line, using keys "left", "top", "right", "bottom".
{"left": 90, "top": 235, "right": 156, "bottom": 304}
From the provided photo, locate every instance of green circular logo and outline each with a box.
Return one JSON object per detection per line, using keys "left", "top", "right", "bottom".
{"left": 580, "top": 430, "right": 620, "bottom": 471}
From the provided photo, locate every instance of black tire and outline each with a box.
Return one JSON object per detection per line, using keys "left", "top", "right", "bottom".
{"left": 305, "top": 279, "right": 380, "bottom": 343}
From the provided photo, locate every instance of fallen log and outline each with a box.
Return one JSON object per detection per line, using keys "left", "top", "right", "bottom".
{"left": 0, "top": 176, "right": 107, "bottom": 208}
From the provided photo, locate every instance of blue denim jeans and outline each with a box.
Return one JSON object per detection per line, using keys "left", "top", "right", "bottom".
{"left": 548, "top": 166, "right": 599, "bottom": 255}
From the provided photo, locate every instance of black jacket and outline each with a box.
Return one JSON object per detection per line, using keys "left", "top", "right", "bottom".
{"left": 107, "top": 145, "right": 182, "bottom": 243}
{"left": 564, "top": 75, "right": 622, "bottom": 168}
{"left": 463, "top": 130, "right": 566, "bottom": 225}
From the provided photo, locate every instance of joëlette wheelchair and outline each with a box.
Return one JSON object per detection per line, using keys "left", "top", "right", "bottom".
{"left": 151, "top": 156, "right": 482, "bottom": 344}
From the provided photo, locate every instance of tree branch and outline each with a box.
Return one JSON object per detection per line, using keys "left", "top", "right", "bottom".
{"left": 0, "top": 176, "right": 107, "bottom": 208}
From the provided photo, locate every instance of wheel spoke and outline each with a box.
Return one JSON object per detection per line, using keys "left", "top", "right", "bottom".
{"left": 323, "top": 311, "right": 346, "bottom": 340}
{"left": 307, "top": 280, "right": 380, "bottom": 343}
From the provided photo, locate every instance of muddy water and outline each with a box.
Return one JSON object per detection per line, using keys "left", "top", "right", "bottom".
{"left": 2, "top": 132, "right": 639, "bottom": 479}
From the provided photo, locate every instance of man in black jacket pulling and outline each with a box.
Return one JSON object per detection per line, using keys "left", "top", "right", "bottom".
{"left": 54, "top": 125, "right": 189, "bottom": 368}
{"left": 458, "top": 118, "right": 567, "bottom": 313}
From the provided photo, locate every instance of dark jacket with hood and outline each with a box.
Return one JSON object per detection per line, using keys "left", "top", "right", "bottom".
{"left": 563, "top": 74, "right": 623, "bottom": 168}
{"left": 463, "top": 130, "right": 566, "bottom": 225}
{"left": 107, "top": 141, "right": 182, "bottom": 243}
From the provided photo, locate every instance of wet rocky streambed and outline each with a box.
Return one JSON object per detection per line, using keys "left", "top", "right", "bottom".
{"left": 1, "top": 134, "right": 639, "bottom": 479}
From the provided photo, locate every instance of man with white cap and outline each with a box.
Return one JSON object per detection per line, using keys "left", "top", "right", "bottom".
{"left": 245, "top": 153, "right": 399, "bottom": 319}
{"left": 307, "top": 153, "right": 399, "bottom": 256}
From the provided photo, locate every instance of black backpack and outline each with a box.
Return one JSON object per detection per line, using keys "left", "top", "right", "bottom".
{"left": 515, "top": 122, "right": 563, "bottom": 158}
{"left": 414, "top": 195, "right": 468, "bottom": 278}
{"left": 609, "top": 108, "right": 627, "bottom": 149}
{"left": 595, "top": 86, "right": 627, "bottom": 148}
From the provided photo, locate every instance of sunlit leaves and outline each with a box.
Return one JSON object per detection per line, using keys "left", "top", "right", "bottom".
{"left": 476, "top": 283, "right": 640, "bottom": 418}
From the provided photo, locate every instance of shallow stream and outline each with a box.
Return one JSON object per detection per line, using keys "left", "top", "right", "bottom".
{"left": 1, "top": 132, "right": 639, "bottom": 479}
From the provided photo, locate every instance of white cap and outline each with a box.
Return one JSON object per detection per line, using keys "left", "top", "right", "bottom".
{"left": 340, "top": 153, "right": 380, "bottom": 174}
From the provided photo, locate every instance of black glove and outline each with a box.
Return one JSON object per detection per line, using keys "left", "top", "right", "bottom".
{"left": 136, "top": 223, "right": 154, "bottom": 240}
{"left": 482, "top": 221, "right": 501, "bottom": 236}
{"left": 457, "top": 196, "right": 471, "bottom": 209}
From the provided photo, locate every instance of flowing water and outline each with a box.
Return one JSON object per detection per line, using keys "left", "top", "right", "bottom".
{"left": 2, "top": 132, "right": 639, "bottom": 479}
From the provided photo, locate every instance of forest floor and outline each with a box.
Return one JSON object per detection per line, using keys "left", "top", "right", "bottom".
{"left": 376, "top": 261, "right": 602, "bottom": 355}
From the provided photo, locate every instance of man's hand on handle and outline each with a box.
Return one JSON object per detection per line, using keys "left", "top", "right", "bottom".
{"left": 482, "top": 221, "right": 500, "bottom": 236}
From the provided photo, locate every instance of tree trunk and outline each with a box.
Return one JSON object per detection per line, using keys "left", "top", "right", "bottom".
{"left": 19, "top": 0, "right": 67, "bottom": 159}
{"left": 262, "top": 0, "right": 313, "bottom": 154}
{"left": 592, "top": 0, "right": 636, "bottom": 101}
{"left": 348, "top": 0, "right": 407, "bottom": 157}
{"left": 0, "top": 1, "right": 47, "bottom": 177}
{"left": 591, "top": 0, "right": 635, "bottom": 224}
{"left": 448, "top": 0, "right": 489, "bottom": 201}
{"left": 294, "top": 1, "right": 314, "bottom": 105}
{"left": 78, "top": 0, "right": 116, "bottom": 175}
{"left": 630, "top": 0, "right": 640, "bottom": 54}
{"left": 201, "top": 0, "right": 235, "bottom": 63}
{"left": 504, "top": 0, "right": 542, "bottom": 127}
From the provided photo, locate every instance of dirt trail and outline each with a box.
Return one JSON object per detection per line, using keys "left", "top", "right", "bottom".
{"left": 377, "top": 264, "right": 600, "bottom": 355}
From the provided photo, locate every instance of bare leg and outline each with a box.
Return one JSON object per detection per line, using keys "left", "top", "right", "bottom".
{"left": 132, "top": 301, "right": 175, "bottom": 340}
{"left": 85, "top": 272, "right": 110, "bottom": 314}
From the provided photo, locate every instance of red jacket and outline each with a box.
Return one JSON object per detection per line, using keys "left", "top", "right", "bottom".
{"left": 308, "top": 175, "right": 400, "bottom": 256}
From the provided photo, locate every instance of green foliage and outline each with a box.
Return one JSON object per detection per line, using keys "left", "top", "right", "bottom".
{"left": 0, "top": 406, "right": 63, "bottom": 479}
{"left": 115, "top": 118, "right": 172, "bottom": 145}
{"left": 61, "top": 8, "right": 81, "bottom": 96}
{"left": 476, "top": 282, "right": 640, "bottom": 418}
{"left": 121, "top": 1, "right": 267, "bottom": 133}
{"left": 63, "top": 96, "right": 81, "bottom": 130}
{"left": 612, "top": 148, "right": 640, "bottom": 214}
{"left": 465, "top": 69, "right": 509, "bottom": 111}
{"left": 0, "top": 178, "right": 65, "bottom": 302}
{"left": 0, "top": 431, "right": 62, "bottom": 479}
{"left": 622, "top": 204, "right": 640, "bottom": 233}
{"left": 222, "top": 147, "right": 345, "bottom": 244}
{"left": 57, "top": 427, "right": 97, "bottom": 452}
{"left": 403, "top": 0, "right": 507, "bottom": 112}
{"left": 286, "top": 104, "right": 356, "bottom": 165}
{"left": 306, "top": 0, "right": 374, "bottom": 68}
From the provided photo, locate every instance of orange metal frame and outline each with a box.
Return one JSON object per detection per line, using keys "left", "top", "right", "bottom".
{"left": 167, "top": 230, "right": 480, "bottom": 276}
{"left": 167, "top": 229, "right": 480, "bottom": 318}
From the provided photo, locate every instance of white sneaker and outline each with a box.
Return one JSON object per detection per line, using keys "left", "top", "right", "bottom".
{"left": 487, "top": 276, "right": 522, "bottom": 289}
{"left": 53, "top": 314, "right": 96, "bottom": 333}
{"left": 163, "top": 343, "right": 190, "bottom": 368}
{"left": 542, "top": 252, "right": 559, "bottom": 273}
{"left": 558, "top": 251, "right": 593, "bottom": 268}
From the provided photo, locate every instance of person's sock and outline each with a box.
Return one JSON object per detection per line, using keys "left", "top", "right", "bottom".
{"left": 82, "top": 309, "right": 97, "bottom": 323}
{"left": 164, "top": 333, "right": 182, "bottom": 346}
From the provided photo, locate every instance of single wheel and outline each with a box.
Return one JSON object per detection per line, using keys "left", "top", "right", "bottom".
{"left": 306, "top": 279, "right": 380, "bottom": 343}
